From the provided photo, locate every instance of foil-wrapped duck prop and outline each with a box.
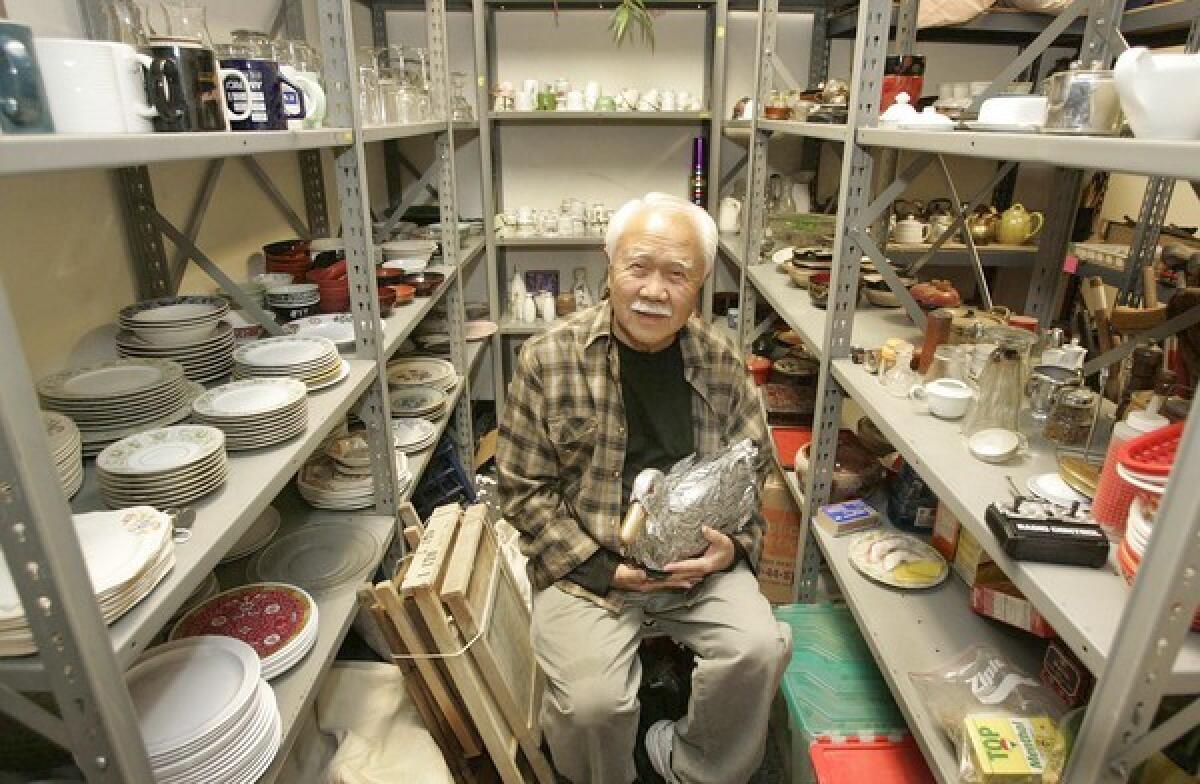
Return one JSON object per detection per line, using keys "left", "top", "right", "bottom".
{"left": 618, "top": 439, "right": 761, "bottom": 572}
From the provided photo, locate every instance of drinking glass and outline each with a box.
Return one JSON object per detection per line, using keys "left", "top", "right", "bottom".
{"left": 159, "top": 2, "right": 212, "bottom": 44}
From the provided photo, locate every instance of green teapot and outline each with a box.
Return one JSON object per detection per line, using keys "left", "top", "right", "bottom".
{"left": 995, "top": 203, "right": 1044, "bottom": 246}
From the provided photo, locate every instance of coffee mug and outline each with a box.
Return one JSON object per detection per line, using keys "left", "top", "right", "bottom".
{"left": 280, "top": 65, "right": 323, "bottom": 129}
{"left": 514, "top": 91, "right": 534, "bottom": 111}
{"left": 637, "top": 88, "right": 660, "bottom": 111}
{"left": 142, "top": 38, "right": 249, "bottom": 132}
{"left": 596, "top": 95, "right": 616, "bottom": 112}
{"left": 35, "top": 39, "right": 156, "bottom": 133}
{"left": 516, "top": 205, "right": 534, "bottom": 225}
{"left": 618, "top": 87, "right": 639, "bottom": 111}
{"left": 909, "top": 377, "right": 974, "bottom": 420}
{"left": 738, "top": 99, "right": 755, "bottom": 120}
{"left": 0, "top": 22, "right": 54, "bottom": 134}
{"left": 565, "top": 90, "right": 584, "bottom": 111}
{"left": 893, "top": 219, "right": 930, "bottom": 244}
{"left": 661, "top": 90, "right": 677, "bottom": 111}
{"left": 218, "top": 54, "right": 306, "bottom": 131}
{"left": 584, "top": 80, "right": 600, "bottom": 109}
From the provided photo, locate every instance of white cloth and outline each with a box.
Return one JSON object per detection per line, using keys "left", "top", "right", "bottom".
{"left": 316, "top": 662, "right": 454, "bottom": 784}
{"left": 918, "top": 0, "right": 997, "bottom": 27}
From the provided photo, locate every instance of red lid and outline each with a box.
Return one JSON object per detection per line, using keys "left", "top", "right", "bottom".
{"left": 810, "top": 738, "right": 934, "bottom": 783}
{"left": 770, "top": 427, "right": 812, "bottom": 469}
{"left": 1117, "top": 421, "right": 1184, "bottom": 477}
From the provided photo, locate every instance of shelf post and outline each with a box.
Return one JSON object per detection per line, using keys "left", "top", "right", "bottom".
{"left": 318, "top": 0, "right": 402, "bottom": 519}
{"left": 1065, "top": 396, "right": 1200, "bottom": 782}
{"left": 797, "top": 0, "right": 892, "bottom": 603}
{"left": 0, "top": 286, "right": 155, "bottom": 782}
{"left": 702, "top": 0, "right": 729, "bottom": 324}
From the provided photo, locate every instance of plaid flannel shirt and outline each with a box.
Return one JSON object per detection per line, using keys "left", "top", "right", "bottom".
{"left": 496, "top": 302, "right": 768, "bottom": 611}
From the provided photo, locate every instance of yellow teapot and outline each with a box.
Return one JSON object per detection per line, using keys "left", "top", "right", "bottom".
{"left": 995, "top": 203, "right": 1044, "bottom": 245}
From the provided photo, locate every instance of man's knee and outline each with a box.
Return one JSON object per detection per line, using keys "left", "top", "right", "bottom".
{"left": 553, "top": 673, "right": 637, "bottom": 730}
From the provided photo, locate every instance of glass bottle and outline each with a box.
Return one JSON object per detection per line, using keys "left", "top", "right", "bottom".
{"left": 160, "top": 3, "right": 213, "bottom": 44}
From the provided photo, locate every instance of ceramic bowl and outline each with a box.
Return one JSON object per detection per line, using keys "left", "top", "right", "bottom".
{"left": 967, "top": 428, "right": 1021, "bottom": 464}
{"left": 795, "top": 432, "right": 884, "bottom": 502}
{"left": 263, "top": 239, "right": 310, "bottom": 257}
{"left": 266, "top": 283, "right": 320, "bottom": 305}
{"left": 254, "top": 272, "right": 294, "bottom": 289}
{"left": 401, "top": 272, "right": 446, "bottom": 297}
{"left": 271, "top": 302, "right": 319, "bottom": 323}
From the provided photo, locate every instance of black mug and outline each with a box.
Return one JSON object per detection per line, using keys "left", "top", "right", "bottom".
{"left": 217, "top": 56, "right": 305, "bottom": 131}
{"left": 0, "top": 21, "right": 54, "bottom": 133}
{"left": 141, "top": 37, "right": 249, "bottom": 132}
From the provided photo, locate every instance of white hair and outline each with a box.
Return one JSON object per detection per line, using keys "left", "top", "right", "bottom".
{"left": 605, "top": 192, "right": 717, "bottom": 279}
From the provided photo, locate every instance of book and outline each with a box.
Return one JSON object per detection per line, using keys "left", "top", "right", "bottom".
{"left": 814, "top": 499, "right": 879, "bottom": 537}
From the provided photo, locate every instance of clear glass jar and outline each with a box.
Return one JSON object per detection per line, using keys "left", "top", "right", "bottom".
{"left": 356, "top": 46, "right": 382, "bottom": 125}
{"left": 1044, "top": 387, "right": 1097, "bottom": 447}
{"left": 230, "top": 29, "right": 273, "bottom": 59}
{"left": 451, "top": 71, "right": 473, "bottom": 121}
{"left": 161, "top": 3, "right": 213, "bottom": 44}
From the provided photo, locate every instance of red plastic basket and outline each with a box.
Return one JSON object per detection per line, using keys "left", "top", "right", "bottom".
{"left": 1116, "top": 421, "right": 1184, "bottom": 477}
{"left": 810, "top": 738, "right": 934, "bottom": 783}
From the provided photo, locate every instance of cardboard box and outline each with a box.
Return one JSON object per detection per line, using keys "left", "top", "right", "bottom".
{"left": 759, "top": 466, "right": 803, "bottom": 603}
{"left": 931, "top": 502, "right": 961, "bottom": 561}
{"left": 971, "top": 580, "right": 1056, "bottom": 638}
{"left": 1041, "top": 639, "right": 1093, "bottom": 709}
{"left": 953, "top": 528, "right": 1005, "bottom": 587}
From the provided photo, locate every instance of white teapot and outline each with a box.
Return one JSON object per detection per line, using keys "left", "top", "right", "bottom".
{"left": 1114, "top": 47, "right": 1200, "bottom": 140}
{"left": 718, "top": 197, "right": 742, "bottom": 233}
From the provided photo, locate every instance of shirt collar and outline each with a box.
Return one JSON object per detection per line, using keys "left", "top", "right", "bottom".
{"left": 584, "top": 302, "right": 710, "bottom": 370}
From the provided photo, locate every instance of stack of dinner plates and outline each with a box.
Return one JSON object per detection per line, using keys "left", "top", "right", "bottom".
{"left": 220, "top": 505, "right": 281, "bottom": 564}
{"left": 282, "top": 313, "right": 357, "bottom": 351}
{"left": 0, "top": 507, "right": 174, "bottom": 656}
{"left": 37, "top": 359, "right": 202, "bottom": 457}
{"left": 389, "top": 385, "right": 448, "bottom": 421}
{"left": 386, "top": 357, "right": 457, "bottom": 394}
{"left": 42, "top": 411, "right": 83, "bottom": 498}
{"left": 118, "top": 295, "right": 229, "bottom": 348}
{"left": 297, "top": 449, "right": 410, "bottom": 511}
{"left": 96, "top": 425, "right": 227, "bottom": 508}
{"left": 392, "top": 417, "right": 438, "bottom": 453}
{"left": 127, "top": 636, "right": 281, "bottom": 784}
{"left": 116, "top": 321, "right": 234, "bottom": 384}
{"left": 169, "top": 583, "right": 318, "bottom": 680}
{"left": 191, "top": 379, "right": 308, "bottom": 451}
{"left": 252, "top": 523, "right": 385, "bottom": 595}
{"left": 233, "top": 336, "right": 348, "bottom": 391}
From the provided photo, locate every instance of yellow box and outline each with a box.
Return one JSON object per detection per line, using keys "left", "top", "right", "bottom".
{"left": 964, "top": 715, "right": 1062, "bottom": 783}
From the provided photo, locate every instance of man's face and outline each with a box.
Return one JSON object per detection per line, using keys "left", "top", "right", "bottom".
{"left": 607, "top": 209, "right": 706, "bottom": 353}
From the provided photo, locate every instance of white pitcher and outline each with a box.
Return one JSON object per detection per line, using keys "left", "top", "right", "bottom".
{"left": 1114, "top": 47, "right": 1200, "bottom": 140}
{"left": 718, "top": 197, "right": 742, "bottom": 233}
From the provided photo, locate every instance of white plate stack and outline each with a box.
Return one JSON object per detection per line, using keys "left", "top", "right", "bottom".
{"left": 96, "top": 425, "right": 228, "bottom": 508}
{"left": 117, "top": 296, "right": 233, "bottom": 383}
{"left": 253, "top": 523, "right": 385, "bottom": 595}
{"left": 128, "top": 637, "right": 281, "bottom": 784}
{"left": 297, "top": 448, "right": 410, "bottom": 511}
{"left": 0, "top": 507, "right": 174, "bottom": 657}
{"left": 388, "top": 385, "right": 449, "bottom": 421}
{"left": 42, "top": 411, "right": 83, "bottom": 498}
{"left": 37, "top": 358, "right": 203, "bottom": 457}
{"left": 233, "top": 336, "right": 349, "bottom": 392}
{"left": 282, "top": 313, "right": 357, "bottom": 351}
{"left": 191, "top": 379, "right": 309, "bottom": 452}
{"left": 169, "top": 583, "right": 318, "bottom": 680}
{"left": 220, "top": 506, "right": 281, "bottom": 564}
{"left": 392, "top": 417, "right": 438, "bottom": 453}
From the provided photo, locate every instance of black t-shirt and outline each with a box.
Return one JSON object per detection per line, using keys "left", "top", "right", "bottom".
{"left": 617, "top": 336, "right": 695, "bottom": 510}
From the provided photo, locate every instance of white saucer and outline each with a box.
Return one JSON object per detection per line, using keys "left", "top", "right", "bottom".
{"left": 1027, "top": 472, "right": 1090, "bottom": 508}
{"left": 962, "top": 121, "right": 1039, "bottom": 133}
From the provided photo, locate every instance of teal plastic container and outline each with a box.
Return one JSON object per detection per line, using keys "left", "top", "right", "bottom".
{"left": 772, "top": 604, "right": 909, "bottom": 783}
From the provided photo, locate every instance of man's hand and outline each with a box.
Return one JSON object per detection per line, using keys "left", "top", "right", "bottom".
{"left": 612, "top": 563, "right": 699, "bottom": 592}
{"left": 662, "top": 527, "right": 736, "bottom": 581}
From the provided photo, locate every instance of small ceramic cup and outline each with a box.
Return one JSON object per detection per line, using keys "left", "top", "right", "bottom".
{"left": 909, "top": 377, "right": 974, "bottom": 420}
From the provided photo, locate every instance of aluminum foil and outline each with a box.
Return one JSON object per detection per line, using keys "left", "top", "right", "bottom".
{"left": 627, "top": 439, "right": 760, "bottom": 570}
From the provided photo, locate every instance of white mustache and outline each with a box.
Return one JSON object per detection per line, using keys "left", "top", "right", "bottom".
{"left": 631, "top": 300, "right": 673, "bottom": 317}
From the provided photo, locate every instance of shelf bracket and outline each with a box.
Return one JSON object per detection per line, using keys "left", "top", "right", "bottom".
{"left": 241, "top": 156, "right": 313, "bottom": 240}
{"left": 299, "top": 149, "right": 331, "bottom": 238}
{"left": 114, "top": 166, "right": 173, "bottom": 300}
{"left": 908, "top": 160, "right": 1017, "bottom": 276}
{"left": 0, "top": 682, "right": 68, "bottom": 748}
{"left": 169, "top": 159, "right": 224, "bottom": 295}
{"left": 936, "top": 155, "right": 993, "bottom": 310}
{"left": 377, "top": 160, "right": 442, "bottom": 241}
{"left": 146, "top": 209, "right": 286, "bottom": 337}
{"left": 966, "top": 0, "right": 1091, "bottom": 114}
{"left": 1081, "top": 303, "right": 1200, "bottom": 377}
{"left": 1114, "top": 694, "right": 1200, "bottom": 771}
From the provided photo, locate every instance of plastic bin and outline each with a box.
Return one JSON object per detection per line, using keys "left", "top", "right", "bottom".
{"left": 772, "top": 605, "right": 910, "bottom": 783}
{"left": 810, "top": 738, "right": 934, "bottom": 783}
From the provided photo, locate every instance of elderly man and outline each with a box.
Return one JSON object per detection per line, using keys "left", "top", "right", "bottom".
{"left": 497, "top": 193, "right": 790, "bottom": 784}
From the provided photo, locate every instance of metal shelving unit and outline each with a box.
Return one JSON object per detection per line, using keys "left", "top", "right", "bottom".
{"left": 470, "top": 0, "right": 730, "bottom": 413}
{"left": 0, "top": 0, "right": 484, "bottom": 780}
{"left": 734, "top": 0, "right": 1200, "bottom": 779}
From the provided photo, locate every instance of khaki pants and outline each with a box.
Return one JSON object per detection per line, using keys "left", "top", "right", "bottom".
{"left": 531, "top": 565, "right": 792, "bottom": 784}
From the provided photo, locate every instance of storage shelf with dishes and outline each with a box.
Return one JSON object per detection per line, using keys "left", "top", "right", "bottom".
{"left": 360, "top": 119, "right": 480, "bottom": 143}
{"left": 858, "top": 129, "right": 1200, "bottom": 181}
{"left": 209, "top": 489, "right": 395, "bottom": 784}
{"left": 804, "top": 480, "right": 1046, "bottom": 782}
{"left": 0, "top": 128, "right": 354, "bottom": 177}
{"left": 0, "top": 359, "right": 378, "bottom": 690}
{"left": 746, "top": 262, "right": 922, "bottom": 359}
{"left": 487, "top": 110, "right": 711, "bottom": 124}
{"left": 381, "top": 264, "right": 460, "bottom": 358}
{"left": 494, "top": 233, "right": 606, "bottom": 247}
{"left": 886, "top": 241, "right": 1037, "bottom": 268}
{"left": 398, "top": 339, "right": 487, "bottom": 502}
{"left": 831, "top": 357, "right": 1200, "bottom": 693}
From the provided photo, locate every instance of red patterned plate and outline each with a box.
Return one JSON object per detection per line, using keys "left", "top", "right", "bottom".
{"left": 169, "top": 582, "right": 315, "bottom": 661}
